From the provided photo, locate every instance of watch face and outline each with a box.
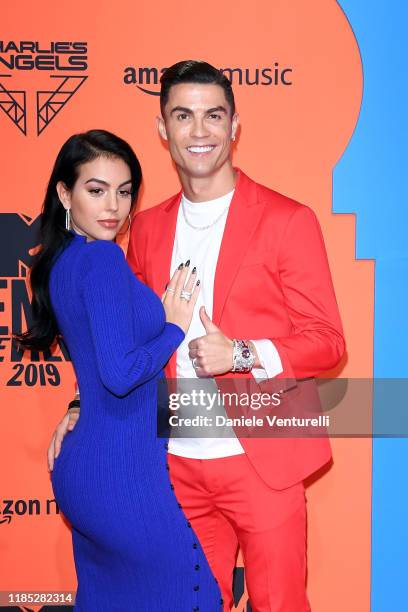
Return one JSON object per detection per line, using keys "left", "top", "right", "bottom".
{"left": 242, "top": 349, "right": 250, "bottom": 359}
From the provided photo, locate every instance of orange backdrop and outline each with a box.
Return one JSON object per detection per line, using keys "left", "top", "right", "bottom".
{"left": 0, "top": 1, "right": 372, "bottom": 610}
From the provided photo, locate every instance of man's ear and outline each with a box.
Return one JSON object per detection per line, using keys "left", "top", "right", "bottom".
{"left": 56, "top": 181, "right": 71, "bottom": 210}
{"left": 157, "top": 115, "right": 168, "bottom": 141}
{"left": 231, "top": 113, "right": 240, "bottom": 141}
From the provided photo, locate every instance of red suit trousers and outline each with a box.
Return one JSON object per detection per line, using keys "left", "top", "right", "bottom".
{"left": 168, "top": 453, "right": 311, "bottom": 612}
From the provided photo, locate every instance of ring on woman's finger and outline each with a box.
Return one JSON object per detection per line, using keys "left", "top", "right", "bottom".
{"left": 166, "top": 287, "right": 176, "bottom": 294}
{"left": 192, "top": 358, "right": 199, "bottom": 370}
{"left": 180, "top": 290, "right": 192, "bottom": 301}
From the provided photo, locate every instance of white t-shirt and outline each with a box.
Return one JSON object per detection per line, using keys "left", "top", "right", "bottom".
{"left": 167, "top": 190, "right": 283, "bottom": 459}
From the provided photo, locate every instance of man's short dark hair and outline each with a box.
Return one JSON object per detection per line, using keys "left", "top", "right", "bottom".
{"left": 160, "top": 60, "right": 235, "bottom": 117}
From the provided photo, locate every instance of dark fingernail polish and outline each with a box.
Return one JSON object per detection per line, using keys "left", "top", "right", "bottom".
{"left": 185, "top": 259, "right": 190, "bottom": 267}
{"left": 192, "top": 267, "right": 197, "bottom": 274}
{"left": 178, "top": 262, "right": 184, "bottom": 270}
{"left": 196, "top": 280, "right": 200, "bottom": 286}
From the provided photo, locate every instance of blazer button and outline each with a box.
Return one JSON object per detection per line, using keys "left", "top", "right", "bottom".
{"left": 193, "top": 585, "right": 199, "bottom": 591}
{"left": 192, "top": 543, "right": 198, "bottom": 549}
{"left": 193, "top": 607, "right": 199, "bottom": 611}
{"left": 194, "top": 564, "right": 200, "bottom": 570}
{"left": 170, "top": 484, "right": 174, "bottom": 490}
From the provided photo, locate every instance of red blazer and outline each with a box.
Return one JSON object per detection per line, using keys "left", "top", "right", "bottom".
{"left": 127, "top": 169, "right": 345, "bottom": 489}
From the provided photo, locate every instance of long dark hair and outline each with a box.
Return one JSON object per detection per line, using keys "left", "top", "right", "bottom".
{"left": 16, "top": 129, "right": 142, "bottom": 351}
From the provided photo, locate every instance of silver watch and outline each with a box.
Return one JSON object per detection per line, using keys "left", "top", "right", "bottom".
{"left": 231, "top": 340, "right": 256, "bottom": 372}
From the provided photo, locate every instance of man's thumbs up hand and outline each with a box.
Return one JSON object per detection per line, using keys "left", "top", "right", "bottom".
{"left": 188, "top": 307, "right": 234, "bottom": 376}
{"left": 199, "top": 306, "right": 220, "bottom": 334}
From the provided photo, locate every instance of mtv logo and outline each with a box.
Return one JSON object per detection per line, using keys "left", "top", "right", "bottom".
{"left": 0, "top": 213, "right": 41, "bottom": 277}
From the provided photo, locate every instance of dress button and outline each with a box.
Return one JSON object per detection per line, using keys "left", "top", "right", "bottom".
{"left": 194, "top": 564, "right": 200, "bottom": 570}
{"left": 193, "top": 585, "right": 199, "bottom": 591}
{"left": 192, "top": 543, "right": 198, "bottom": 549}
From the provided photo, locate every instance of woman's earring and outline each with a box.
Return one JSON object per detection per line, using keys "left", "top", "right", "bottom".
{"left": 65, "top": 209, "right": 71, "bottom": 231}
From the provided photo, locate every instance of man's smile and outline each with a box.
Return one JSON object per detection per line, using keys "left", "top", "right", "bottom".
{"left": 186, "top": 145, "right": 216, "bottom": 155}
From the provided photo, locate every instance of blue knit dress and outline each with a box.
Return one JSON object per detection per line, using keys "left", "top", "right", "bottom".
{"left": 50, "top": 232, "right": 221, "bottom": 611}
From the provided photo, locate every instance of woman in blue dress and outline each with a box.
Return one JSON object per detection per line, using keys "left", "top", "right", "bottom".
{"left": 17, "top": 129, "right": 221, "bottom": 611}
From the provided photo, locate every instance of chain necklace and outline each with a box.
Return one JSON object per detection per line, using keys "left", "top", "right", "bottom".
{"left": 181, "top": 198, "right": 229, "bottom": 231}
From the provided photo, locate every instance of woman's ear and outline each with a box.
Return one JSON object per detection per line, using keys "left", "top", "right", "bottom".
{"left": 56, "top": 181, "right": 71, "bottom": 210}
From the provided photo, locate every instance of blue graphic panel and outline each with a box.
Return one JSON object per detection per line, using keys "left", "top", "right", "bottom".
{"left": 335, "top": 2, "right": 408, "bottom": 610}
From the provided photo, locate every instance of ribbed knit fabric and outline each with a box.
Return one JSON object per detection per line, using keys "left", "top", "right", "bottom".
{"left": 49, "top": 232, "right": 221, "bottom": 611}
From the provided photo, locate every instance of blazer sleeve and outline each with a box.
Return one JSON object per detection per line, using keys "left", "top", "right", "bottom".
{"left": 271, "top": 205, "right": 345, "bottom": 380}
{"left": 81, "top": 241, "right": 184, "bottom": 397}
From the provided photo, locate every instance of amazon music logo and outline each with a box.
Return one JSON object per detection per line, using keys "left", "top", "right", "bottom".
{"left": 0, "top": 40, "right": 88, "bottom": 135}
{"left": 0, "top": 213, "right": 70, "bottom": 387}
{"left": 0, "top": 497, "right": 60, "bottom": 525}
{"left": 123, "top": 64, "right": 293, "bottom": 96}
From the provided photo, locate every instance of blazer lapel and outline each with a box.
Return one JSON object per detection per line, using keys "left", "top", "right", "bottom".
{"left": 213, "top": 170, "right": 266, "bottom": 326}
{"left": 149, "top": 191, "right": 181, "bottom": 296}
{"left": 149, "top": 192, "right": 181, "bottom": 379}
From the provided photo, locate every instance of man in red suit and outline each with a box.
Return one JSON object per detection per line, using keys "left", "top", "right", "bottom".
{"left": 49, "top": 61, "right": 345, "bottom": 611}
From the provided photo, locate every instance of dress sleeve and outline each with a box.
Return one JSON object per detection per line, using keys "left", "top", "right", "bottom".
{"left": 80, "top": 240, "right": 184, "bottom": 397}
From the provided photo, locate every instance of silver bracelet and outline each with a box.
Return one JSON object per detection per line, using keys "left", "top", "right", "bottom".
{"left": 231, "top": 339, "right": 256, "bottom": 372}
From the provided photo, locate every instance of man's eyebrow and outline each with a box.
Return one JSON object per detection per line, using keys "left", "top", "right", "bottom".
{"left": 84, "top": 178, "right": 132, "bottom": 187}
{"left": 169, "top": 105, "right": 228, "bottom": 115}
{"left": 170, "top": 106, "right": 193, "bottom": 115}
{"left": 206, "top": 106, "right": 228, "bottom": 114}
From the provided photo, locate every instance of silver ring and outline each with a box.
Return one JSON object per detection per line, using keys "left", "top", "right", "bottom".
{"left": 192, "top": 358, "right": 199, "bottom": 370}
{"left": 166, "top": 287, "right": 175, "bottom": 294}
{"left": 180, "top": 290, "right": 192, "bottom": 301}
